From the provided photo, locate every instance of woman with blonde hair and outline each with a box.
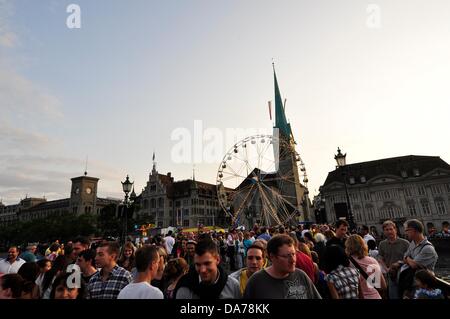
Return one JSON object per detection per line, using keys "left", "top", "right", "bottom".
{"left": 151, "top": 246, "right": 168, "bottom": 291}
{"left": 345, "top": 234, "right": 386, "bottom": 299}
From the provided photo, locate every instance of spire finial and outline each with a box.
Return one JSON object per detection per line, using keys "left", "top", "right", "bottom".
{"left": 84, "top": 155, "right": 88, "bottom": 176}
{"left": 152, "top": 150, "right": 157, "bottom": 174}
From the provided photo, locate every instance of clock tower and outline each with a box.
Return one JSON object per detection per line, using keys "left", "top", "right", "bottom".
{"left": 70, "top": 172, "right": 99, "bottom": 216}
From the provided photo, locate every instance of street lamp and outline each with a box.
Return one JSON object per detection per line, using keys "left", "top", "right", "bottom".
{"left": 334, "top": 148, "right": 356, "bottom": 232}
{"left": 121, "top": 175, "right": 134, "bottom": 244}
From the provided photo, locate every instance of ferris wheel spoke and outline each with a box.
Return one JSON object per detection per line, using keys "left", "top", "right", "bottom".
{"left": 256, "top": 183, "right": 282, "bottom": 225}
{"left": 232, "top": 184, "right": 256, "bottom": 222}
{"left": 221, "top": 170, "right": 252, "bottom": 181}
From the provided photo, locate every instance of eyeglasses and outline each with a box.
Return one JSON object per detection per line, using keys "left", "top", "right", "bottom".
{"left": 276, "top": 253, "right": 296, "bottom": 260}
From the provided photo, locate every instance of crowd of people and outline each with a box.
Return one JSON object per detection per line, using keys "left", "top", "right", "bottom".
{"left": 0, "top": 218, "right": 448, "bottom": 299}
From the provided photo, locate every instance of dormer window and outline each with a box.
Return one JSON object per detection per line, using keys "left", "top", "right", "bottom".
{"left": 360, "top": 176, "right": 366, "bottom": 183}
{"left": 349, "top": 177, "right": 355, "bottom": 185}
{"left": 413, "top": 168, "right": 420, "bottom": 176}
{"left": 401, "top": 170, "right": 408, "bottom": 178}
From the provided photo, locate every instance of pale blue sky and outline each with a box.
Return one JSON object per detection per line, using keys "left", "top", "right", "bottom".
{"left": 1, "top": 0, "right": 450, "bottom": 204}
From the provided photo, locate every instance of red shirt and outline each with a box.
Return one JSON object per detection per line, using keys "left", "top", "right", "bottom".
{"left": 295, "top": 251, "right": 316, "bottom": 283}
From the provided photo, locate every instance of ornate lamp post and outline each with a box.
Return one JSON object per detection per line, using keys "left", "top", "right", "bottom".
{"left": 121, "top": 175, "right": 133, "bottom": 244}
{"left": 334, "top": 148, "right": 356, "bottom": 232}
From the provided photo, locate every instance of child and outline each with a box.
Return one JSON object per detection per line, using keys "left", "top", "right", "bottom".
{"left": 413, "top": 269, "right": 445, "bottom": 299}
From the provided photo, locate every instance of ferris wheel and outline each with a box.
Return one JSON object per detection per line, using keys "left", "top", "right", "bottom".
{"left": 216, "top": 134, "right": 309, "bottom": 228}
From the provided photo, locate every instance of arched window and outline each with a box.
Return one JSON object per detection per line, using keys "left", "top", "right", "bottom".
{"left": 151, "top": 199, "right": 156, "bottom": 208}
{"left": 158, "top": 198, "right": 164, "bottom": 208}
{"left": 143, "top": 199, "right": 149, "bottom": 209}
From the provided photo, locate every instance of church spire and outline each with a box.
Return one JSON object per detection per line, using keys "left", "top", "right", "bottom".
{"left": 273, "top": 63, "right": 292, "bottom": 139}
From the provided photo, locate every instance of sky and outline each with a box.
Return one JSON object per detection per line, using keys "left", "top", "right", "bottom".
{"left": 1, "top": 0, "right": 450, "bottom": 205}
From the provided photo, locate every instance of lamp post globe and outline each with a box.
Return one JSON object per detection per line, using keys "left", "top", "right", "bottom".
{"left": 333, "top": 148, "right": 356, "bottom": 232}
{"left": 121, "top": 175, "right": 134, "bottom": 244}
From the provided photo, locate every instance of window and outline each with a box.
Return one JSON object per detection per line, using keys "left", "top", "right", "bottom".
{"left": 143, "top": 199, "right": 149, "bottom": 209}
{"left": 158, "top": 221, "right": 163, "bottom": 227}
{"left": 150, "top": 184, "right": 156, "bottom": 192}
{"left": 421, "top": 201, "right": 432, "bottom": 216}
{"left": 184, "top": 208, "right": 189, "bottom": 216}
{"left": 387, "top": 207, "right": 394, "bottom": 219}
{"left": 183, "top": 219, "right": 190, "bottom": 227}
{"left": 401, "top": 170, "right": 408, "bottom": 178}
{"left": 158, "top": 198, "right": 164, "bottom": 208}
{"left": 360, "top": 176, "right": 366, "bottom": 183}
{"left": 436, "top": 201, "right": 446, "bottom": 215}
{"left": 183, "top": 199, "right": 189, "bottom": 206}
{"left": 417, "top": 186, "right": 426, "bottom": 196}
{"left": 413, "top": 168, "right": 420, "bottom": 176}
{"left": 408, "top": 204, "right": 417, "bottom": 216}
{"left": 349, "top": 177, "right": 355, "bottom": 185}
{"left": 404, "top": 188, "right": 413, "bottom": 197}
{"left": 158, "top": 211, "right": 164, "bottom": 218}
{"left": 431, "top": 185, "right": 442, "bottom": 194}
{"left": 366, "top": 206, "right": 375, "bottom": 221}
{"left": 175, "top": 201, "right": 180, "bottom": 207}
{"left": 150, "top": 199, "right": 156, "bottom": 208}
{"left": 199, "top": 200, "right": 205, "bottom": 205}
{"left": 198, "top": 218, "right": 205, "bottom": 226}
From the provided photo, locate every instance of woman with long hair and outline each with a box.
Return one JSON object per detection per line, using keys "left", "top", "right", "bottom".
{"left": 345, "top": 234, "right": 387, "bottom": 299}
{"left": 41, "top": 255, "right": 68, "bottom": 299}
{"left": 163, "top": 257, "right": 189, "bottom": 299}
{"left": 151, "top": 246, "right": 168, "bottom": 291}
{"left": 118, "top": 242, "right": 135, "bottom": 272}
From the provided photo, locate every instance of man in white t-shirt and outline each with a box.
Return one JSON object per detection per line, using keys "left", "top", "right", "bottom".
{"left": 118, "top": 245, "right": 163, "bottom": 299}
{"left": 361, "top": 225, "right": 376, "bottom": 243}
{"left": 164, "top": 231, "right": 175, "bottom": 255}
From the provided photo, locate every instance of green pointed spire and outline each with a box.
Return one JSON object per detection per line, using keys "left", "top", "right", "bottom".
{"left": 273, "top": 63, "right": 292, "bottom": 138}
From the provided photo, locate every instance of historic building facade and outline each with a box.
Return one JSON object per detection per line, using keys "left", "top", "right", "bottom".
{"left": 0, "top": 173, "right": 121, "bottom": 226}
{"left": 319, "top": 153, "right": 450, "bottom": 234}
{"left": 134, "top": 162, "right": 228, "bottom": 228}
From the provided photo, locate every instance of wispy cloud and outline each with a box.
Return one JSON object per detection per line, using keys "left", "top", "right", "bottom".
{"left": 0, "top": 0, "right": 17, "bottom": 48}
{"left": 0, "top": 120, "right": 56, "bottom": 151}
{"left": 0, "top": 65, "right": 64, "bottom": 120}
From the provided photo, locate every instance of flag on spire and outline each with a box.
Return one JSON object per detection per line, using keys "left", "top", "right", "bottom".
{"left": 268, "top": 101, "right": 272, "bottom": 121}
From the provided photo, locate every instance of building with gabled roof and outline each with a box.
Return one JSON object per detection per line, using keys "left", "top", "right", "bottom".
{"left": 135, "top": 158, "right": 230, "bottom": 228}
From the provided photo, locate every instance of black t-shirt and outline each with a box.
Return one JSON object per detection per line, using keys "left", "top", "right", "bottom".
{"left": 325, "top": 236, "right": 346, "bottom": 249}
